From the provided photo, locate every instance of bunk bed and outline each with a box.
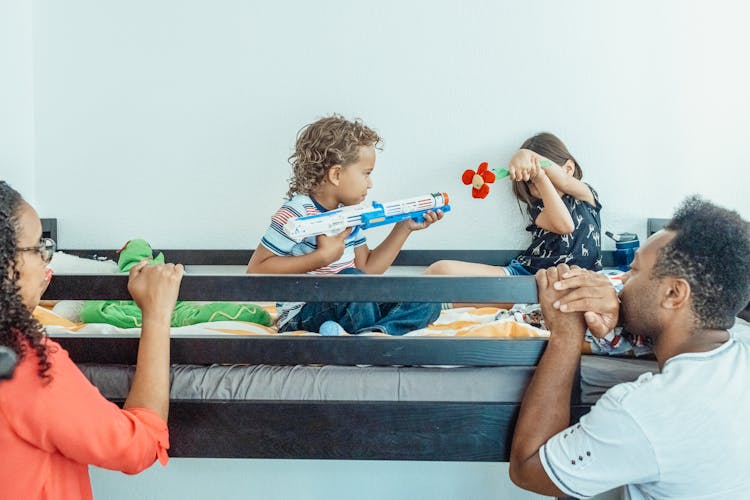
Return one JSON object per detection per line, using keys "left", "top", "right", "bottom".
{"left": 39, "top": 219, "right": 659, "bottom": 462}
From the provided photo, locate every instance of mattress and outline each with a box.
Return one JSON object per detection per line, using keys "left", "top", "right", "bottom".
{"left": 78, "top": 355, "right": 659, "bottom": 405}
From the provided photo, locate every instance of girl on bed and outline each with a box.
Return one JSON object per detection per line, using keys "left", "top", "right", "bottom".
{"left": 0, "top": 181, "right": 183, "bottom": 499}
{"left": 427, "top": 132, "right": 602, "bottom": 277}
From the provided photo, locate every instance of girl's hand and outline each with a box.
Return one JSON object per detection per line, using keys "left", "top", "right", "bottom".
{"left": 400, "top": 209, "right": 444, "bottom": 232}
{"left": 528, "top": 155, "right": 548, "bottom": 184}
{"left": 508, "top": 149, "right": 539, "bottom": 182}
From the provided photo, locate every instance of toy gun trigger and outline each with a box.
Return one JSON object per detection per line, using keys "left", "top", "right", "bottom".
{"left": 318, "top": 220, "right": 362, "bottom": 239}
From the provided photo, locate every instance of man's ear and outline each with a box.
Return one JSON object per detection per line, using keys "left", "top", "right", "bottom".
{"left": 327, "top": 165, "right": 342, "bottom": 186}
{"left": 662, "top": 278, "right": 691, "bottom": 310}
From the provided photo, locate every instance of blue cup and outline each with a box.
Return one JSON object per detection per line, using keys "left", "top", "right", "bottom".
{"left": 606, "top": 232, "right": 639, "bottom": 271}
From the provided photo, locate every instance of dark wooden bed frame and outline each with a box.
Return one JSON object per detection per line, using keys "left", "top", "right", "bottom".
{"left": 41, "top": 220, "right": 612, "bottom": 462}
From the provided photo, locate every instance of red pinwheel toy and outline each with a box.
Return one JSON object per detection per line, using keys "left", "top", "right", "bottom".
{"left": 462, "top": 162, "right": 496, "bottom": 199}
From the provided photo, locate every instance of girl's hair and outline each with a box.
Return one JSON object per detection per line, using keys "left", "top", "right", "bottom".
{"left": 512, "top": 132, "right": 583, "bottom": 207}
{"left": 0, "top": 181, "right": 51, "bottom": 380}
{"left": 286, "top": 114, "right": 382, "bottom": 198}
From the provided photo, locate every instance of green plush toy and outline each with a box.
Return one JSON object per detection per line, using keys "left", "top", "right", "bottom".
{"left": 117, "top": 238, "right": 165, "bottom": 272}
{"left": 80, "top": 239, "right": 272, "bottom": 328}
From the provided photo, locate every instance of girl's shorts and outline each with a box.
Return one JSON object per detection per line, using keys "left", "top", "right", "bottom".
{"left": 503, "top": 259, "right": 532, "bottom": 276}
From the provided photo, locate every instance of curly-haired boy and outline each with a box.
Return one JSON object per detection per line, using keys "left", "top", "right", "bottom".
{"left": 247, "top": 114, "right": 444, "bottom": 335}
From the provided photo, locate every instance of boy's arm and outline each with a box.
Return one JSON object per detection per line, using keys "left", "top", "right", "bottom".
{"left": 247, "top": 245, "right": 326, "bottom": 274}
{"left": 532, "top": 171, "right": 575, "bottom": 235}
{"left": 354, "top": 223, "right": 410, "bottom": 274}
{"left": 355, "top": 210, "right": 443, "bottom": 274}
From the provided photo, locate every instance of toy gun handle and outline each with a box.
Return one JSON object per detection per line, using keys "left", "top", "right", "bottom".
{"left": 360, "top": 204, "right": 452, "bottom": 230}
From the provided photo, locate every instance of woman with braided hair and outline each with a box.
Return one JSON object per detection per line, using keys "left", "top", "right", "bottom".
{"left": 0, "top": 181, "right": 183, "bottom": 499}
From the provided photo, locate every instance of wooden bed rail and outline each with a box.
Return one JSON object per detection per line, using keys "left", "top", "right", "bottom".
{"left": 44, "top": 274, "right": 539, "bottom": 303}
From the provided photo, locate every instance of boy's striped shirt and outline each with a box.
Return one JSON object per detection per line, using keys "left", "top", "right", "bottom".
{"left": 259, "top": 194, "right": 367, "bottom": 327}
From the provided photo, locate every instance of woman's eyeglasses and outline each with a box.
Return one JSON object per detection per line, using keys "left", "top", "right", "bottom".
{"left": 16, "top": 238, "right": 57, "bottom": 264}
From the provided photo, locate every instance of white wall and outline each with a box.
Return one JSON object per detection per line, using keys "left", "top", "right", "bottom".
{"left": 0, "top": 0, "right": 35, "bottom": 202}
{"left": 5, "top": 2, "right": 748, "bottom": 499}
{"left": 29, "top": 0, "right": 750, "bottom": 249}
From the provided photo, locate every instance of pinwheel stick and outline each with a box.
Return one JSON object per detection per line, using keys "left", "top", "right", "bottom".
{"left": 492, "top": 159, "right": 552, "bottom": 180}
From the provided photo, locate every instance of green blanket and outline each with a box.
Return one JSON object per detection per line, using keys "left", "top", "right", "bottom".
{"left": 80, "top": 239, "right": 271, "bottom": 328}
{"left": 80, "top": 300, "right": 272, "bottom": 328}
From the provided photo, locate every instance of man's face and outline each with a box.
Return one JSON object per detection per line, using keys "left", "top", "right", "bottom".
{"left": 619, "top": 230, "right": 676, "bottom": 337}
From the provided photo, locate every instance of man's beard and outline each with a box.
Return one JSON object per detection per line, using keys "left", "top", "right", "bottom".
{"left": 621, "top": 287, "right": 661, "bottom": 339}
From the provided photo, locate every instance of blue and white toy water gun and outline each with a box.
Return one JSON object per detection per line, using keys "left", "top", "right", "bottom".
{"left": 283, "top": 192, "right": 451, "bottom": 243}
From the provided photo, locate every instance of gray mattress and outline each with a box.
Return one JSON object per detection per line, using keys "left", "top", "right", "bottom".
{"left": 80, "top": 355, "right": 659, "bottom": 404}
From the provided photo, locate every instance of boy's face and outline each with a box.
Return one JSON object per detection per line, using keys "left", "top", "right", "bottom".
{"left": 336, "top": 145, "right": 375, "bottom": 205}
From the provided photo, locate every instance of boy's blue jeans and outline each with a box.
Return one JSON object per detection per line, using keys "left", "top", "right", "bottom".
{"left": 280, "top": 268, "right": 442, "bottom": 336}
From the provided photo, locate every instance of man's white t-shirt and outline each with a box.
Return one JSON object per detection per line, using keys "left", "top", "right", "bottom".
{"left": 540, "top": 330, "right": 750, "bottom": 499}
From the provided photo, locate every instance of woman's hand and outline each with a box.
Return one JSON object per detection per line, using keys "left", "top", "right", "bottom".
{"left": 127, "top": 260, "right": 184, "bottom": 321}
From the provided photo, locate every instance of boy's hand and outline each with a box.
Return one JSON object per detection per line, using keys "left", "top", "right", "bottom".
{"left": 128, "top": 260, "right": 184, "bottom": 322}
{"left": 399, "top": 209, "right": 444, "bottom": 232}
{"left": 316, "top": 228, "right": 352, "bottom": 264}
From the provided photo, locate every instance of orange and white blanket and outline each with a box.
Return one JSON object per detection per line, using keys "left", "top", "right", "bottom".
{"left": 35, "top": 303, "right": 548, "bottom": 339}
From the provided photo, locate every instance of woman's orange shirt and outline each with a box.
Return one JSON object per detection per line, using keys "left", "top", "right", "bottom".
{"left": 0, "top": 338, "right": 169, "bottom": 500}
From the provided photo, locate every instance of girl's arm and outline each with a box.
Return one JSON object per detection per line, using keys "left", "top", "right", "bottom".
{"left": 531, "top": 170, "right": 575, "bottom": 235}
{"left": 511, "top": 149, "right": 595, "bottom": 206}
{"left": 541, "top": 161, "right": 596, "bottom": 206}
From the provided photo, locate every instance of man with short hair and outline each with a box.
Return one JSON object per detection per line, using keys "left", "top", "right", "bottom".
{"left": 509, "top": 196, "right": 750, "bottom": 499}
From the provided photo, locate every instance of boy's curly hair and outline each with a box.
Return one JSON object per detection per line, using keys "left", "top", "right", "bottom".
{"left": 287, "top": 115, "right": 382, "bottom": 198}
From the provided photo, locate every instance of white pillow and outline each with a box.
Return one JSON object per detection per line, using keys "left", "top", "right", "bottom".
{"left": 48, "top": 251, "right": 119, "bottom": 274}
{"left": 52, "top": 300, "right": 85, "bottom": 323}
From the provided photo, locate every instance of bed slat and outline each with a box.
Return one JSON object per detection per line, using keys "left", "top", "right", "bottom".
{"left": 45, "top": 274, "right": 539, "bottom": 303}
